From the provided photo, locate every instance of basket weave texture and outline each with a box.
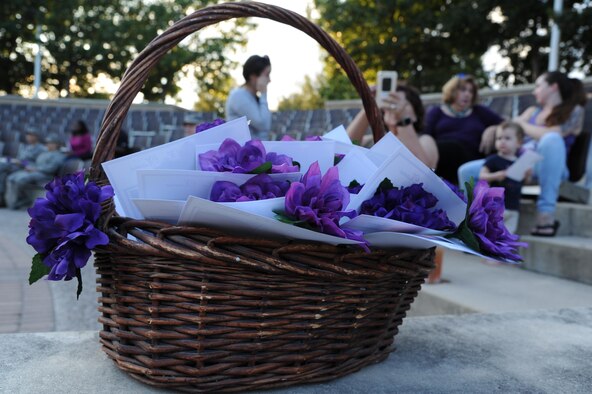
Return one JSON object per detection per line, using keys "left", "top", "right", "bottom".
{"left": 90, "top": 2, "right": 435, "bottom": 392}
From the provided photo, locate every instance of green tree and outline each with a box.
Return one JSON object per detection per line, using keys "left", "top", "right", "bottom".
{"left": 312, "top": 0, "right": 592, "bottom": 99}
{"left": 490, "top": 0, "right": 592, "bottom": 85}
{"left": 0, "top": 0, "right": 252, "bottom": 107}
{"left": 313, "top": 0, "right": 496, "bottom": 99}
{"left": 277, "top": 75, "right": 324, "bottom": 111}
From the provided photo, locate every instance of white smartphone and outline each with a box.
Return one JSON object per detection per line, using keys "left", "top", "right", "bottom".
{"left": 376, "top": 70, "right": 398, "bottom": 108}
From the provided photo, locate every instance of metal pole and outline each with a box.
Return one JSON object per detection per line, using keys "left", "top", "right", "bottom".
{"left": 33, "top": 24, "right": 42, "bottom": 98}
{"left": 548, "top": 0, "right": 563, "bottom": 71}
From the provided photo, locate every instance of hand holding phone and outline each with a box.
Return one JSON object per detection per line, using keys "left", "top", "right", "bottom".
{"left": 376, "top": 70, "right": 398, "bottom": 108}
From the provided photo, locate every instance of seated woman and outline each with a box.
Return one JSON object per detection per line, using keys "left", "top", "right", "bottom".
{"left": 68, "top": 120, "right": 93, "bottom": 160}
{"left": 347, "top": 83, "right": 438, "bottom": 169}
{"left": 423, "top": 74, "right": 503, "bottom": 183}
{"left": 458, "top": 72, "right": 586, "bottom": 236}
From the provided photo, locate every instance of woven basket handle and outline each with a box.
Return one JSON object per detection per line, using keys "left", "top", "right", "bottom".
{"left": 90, "top": 1, "right": 384, "bottom": 184}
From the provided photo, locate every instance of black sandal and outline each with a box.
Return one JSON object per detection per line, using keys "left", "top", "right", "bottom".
{"left": 530, "top": 220, "right": 560, "bottom": 237}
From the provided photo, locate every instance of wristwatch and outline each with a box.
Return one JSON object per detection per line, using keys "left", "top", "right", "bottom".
{"left": 396, "top": 117, "right": 413, "bottom": 127}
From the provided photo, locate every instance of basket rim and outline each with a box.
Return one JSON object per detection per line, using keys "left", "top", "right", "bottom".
{"left": 90, "top": 1, "right": 384, "bottom": 188}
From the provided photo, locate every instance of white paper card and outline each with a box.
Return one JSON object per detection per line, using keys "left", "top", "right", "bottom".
{"left": 262, "top": 140, "right": 336, "bottom": 175}
{"left": 366, "top": 132, "right": 404, "bottom": 166}
{"left": 138, "top": 169, "right": 301, "bottom": 200}
{"left": 321, "top": 125, "right": 352, "bottom": 144}
{"left": 364, "top": 232, "right": 519, "bottom": 264}
{"left": 132, "top": 198, "right": 186, "bottom": 224}
{"left": 220, "top": 197, "right": 285, "bottom": 219}
{"left": 342, "top": 214, "right": 451, "bottom": 235}
{"left": 336, "top": 149, "right": 377, "bottom": 186}
{"left": 102, "top": 117, "right": 251, "bottom": 218}
{"left": 178, "top": 196, "right": 361, "bottom": 246}
{"left": 505, "top": 150, "right": 543, "bottom": 181}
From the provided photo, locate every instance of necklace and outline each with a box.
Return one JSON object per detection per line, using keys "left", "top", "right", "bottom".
{"left": 445, "top": 104, "right": 471, "bottom": 118}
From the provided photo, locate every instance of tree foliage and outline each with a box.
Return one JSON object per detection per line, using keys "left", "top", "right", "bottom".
{"left": 312, "top": 0, "right": 592, "bottom": 100}
{"left": 0, "top": 0, "right": 252, "bottom": 108}
{"left": 277, "top": 75, "right": 324, "bottom": 111}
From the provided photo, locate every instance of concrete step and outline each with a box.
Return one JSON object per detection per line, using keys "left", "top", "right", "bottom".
{"left": 3, "top": 308, "right": 592, "bottom": 393}
{"left": 517, "top": 200, "right": 592, "bottom": 238}
{"left": 520, "top": 235, "right": 592, "bottom": 285}
{"left": 408, "top": 250, "right": 592, "bottom": 317}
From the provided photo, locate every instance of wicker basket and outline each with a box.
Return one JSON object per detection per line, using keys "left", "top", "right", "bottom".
{"left": 90, "top": 2, "right": 435, "bottom": 392}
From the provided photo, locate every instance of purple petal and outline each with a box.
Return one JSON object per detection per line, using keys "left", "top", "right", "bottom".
{"left": 285, "top": 182, "right": 305, "bottom": 216}
{"left": 210, "top": 181, "right": 242, "bottom": 202}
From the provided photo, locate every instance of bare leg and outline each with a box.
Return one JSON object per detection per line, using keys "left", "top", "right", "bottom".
{"left": 419, "top": 134, "right": 439, "bottom": 170}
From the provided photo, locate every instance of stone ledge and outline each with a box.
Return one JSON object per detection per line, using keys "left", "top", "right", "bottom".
{"left": 1, "top": 308, "right": 591, "bottom": 393}
{"left": 521, "top": 235, "right": 592, "bottom": 285}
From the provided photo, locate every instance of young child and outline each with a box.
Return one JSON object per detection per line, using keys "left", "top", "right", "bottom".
{"left": 479, "top": 121, "right": 525, "bottom": 233}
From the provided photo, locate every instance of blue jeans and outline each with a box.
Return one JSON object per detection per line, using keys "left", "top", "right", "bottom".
{"left": 457, "top": 132, "right": 568, "bottom": 215}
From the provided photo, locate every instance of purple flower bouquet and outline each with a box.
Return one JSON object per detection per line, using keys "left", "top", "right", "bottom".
{"left": 209, "top": 173, "right": 291, "bottom": 218}
{"left": 451, "top": 180, "right": 527, "bottom": 262}
{"left": 274, "top": 162, "right": 367, "bottom": 249}
{"left": 26, "top": 172, "right": 113, "bottom": 297}
{"left": 198, "top": 138, "right": 300, "bottom": 174}
{"left": 343, "top": 178, "right": 457, "bottom": 235}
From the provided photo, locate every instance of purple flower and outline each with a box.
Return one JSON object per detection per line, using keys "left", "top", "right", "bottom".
{"left": 442, "top": 178, "right": 468, "bottom": 203}
{"left": 26, "top": 172, "right": 113, "bottom": 282}
{"left": 305, "top": 135, "right": 323, "bottom": 141}
{"left": 198, "top": 138, "right": 299, "bottom": 174}
{"left": 467, "top": 181, "right": 526, "bottom": 261}
{"left": 266, "top": 152, "right": 300, "bottom": 173}
{"left": 210, "top": 174, "right": 291, "bottom": 202}
{"left": 279, "top": 135, "right": 322, "bottom": 141}
{"left": 283, "top": 162, "right": 367, "bottom": 247}
{"left": 360, "top": 180, "right": 456, "bottom": 231}
{"left": 346, "top": 180, "right": 363, "bottom": 194}
{"left": 195, "top": 118, "right": 225, "bottom": 133}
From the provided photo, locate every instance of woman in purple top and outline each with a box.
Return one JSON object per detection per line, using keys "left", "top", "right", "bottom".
{"left": 422, "top": 74, "right": 503, "bottom": 183}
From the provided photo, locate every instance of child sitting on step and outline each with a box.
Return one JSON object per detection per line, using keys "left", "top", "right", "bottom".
{"left": 479, "top": 121, "right": 526, "bottom": 233}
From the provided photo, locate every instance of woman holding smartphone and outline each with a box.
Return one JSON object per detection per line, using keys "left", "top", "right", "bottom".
{"left": 347, "top": 82, "right": 439, "bottom": 170}
{"left": 225, "top": 55, "right": 272, "bottom": 139}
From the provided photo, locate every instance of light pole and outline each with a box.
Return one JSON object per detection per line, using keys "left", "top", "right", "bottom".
{"left": 548, "top": 0, "right": 563, "bottom": 71}
{"left": 33, "top": 24, "right": 42, "bottom": 98}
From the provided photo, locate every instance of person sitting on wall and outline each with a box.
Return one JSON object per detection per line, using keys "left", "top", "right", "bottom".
{"left": 5, "top": 134, "right": 65, "bottom": 210}
{"left": 0, "top": 128, "right": 46, "bottom": 207}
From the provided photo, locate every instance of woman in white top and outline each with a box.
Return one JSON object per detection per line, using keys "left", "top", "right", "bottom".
{"left": 225, "top": 55, "right": 272, "bottom": 139}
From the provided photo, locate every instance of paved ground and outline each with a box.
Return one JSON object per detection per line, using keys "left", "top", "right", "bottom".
{"left": 0, "top": 208, "right": 100, "bottom": 334}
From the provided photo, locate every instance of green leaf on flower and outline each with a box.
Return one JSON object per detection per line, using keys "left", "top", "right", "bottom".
{"left": 249, "top": 161, "right": 272, "bottom": 174}
{"left": 348, "top": 179, "right": 361, "bottom": 189}
{"left": 464, "top": 177, "right": 476, "bottom": 206}
{"left": 378, "top": 177, "right": 394, "bottom": 192}
{"left": 452, "top": 220, "right": 481, "bottom": 253}
{"left": 76, "top": 268, "right": 83, "bottom": 300}
{"left": 273, "top": 210, "right": 316, "bottom": 231}
{"left": 273, "top": 210, "right": 306, "bottom": 225}
{"left": 29, "top": 254, "right": 50, "bottom": 285}
{"left": 448, "top": 177, "right": 480, "bottom": 253}
{"left": 293, "top": 160, "right": 301, "bottom": 170}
